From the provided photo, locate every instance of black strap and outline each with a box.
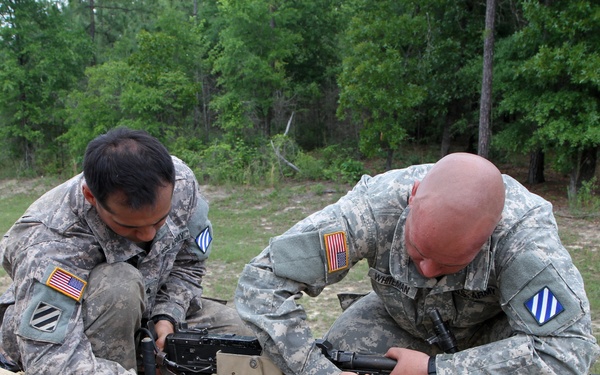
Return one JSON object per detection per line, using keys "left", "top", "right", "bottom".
{"left": 427, "top": 356, "right": 436, "bottom": 375}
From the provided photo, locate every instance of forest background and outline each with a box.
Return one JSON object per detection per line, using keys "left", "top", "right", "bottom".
{"left": 0, "top": 0, "right": 599, "bottom": 195}
{"left": 1, "top": 0, "right": 600, "bottom": 371}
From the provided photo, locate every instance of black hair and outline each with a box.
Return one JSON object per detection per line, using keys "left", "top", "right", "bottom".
{"left": 83, "top": 127, "right": 175, "bottom": 210}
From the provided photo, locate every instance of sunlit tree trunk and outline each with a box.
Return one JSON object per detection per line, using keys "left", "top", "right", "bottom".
{"left": 478, "top": 0, "right": 496, "bottom": 158}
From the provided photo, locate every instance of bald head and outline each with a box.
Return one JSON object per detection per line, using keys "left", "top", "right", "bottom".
{"left": 406, "top": 153, "right": 505, "bottom": 277}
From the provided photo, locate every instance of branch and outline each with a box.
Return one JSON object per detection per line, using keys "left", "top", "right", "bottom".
{"left": 283, "top": 111, "right": 294, "bottom": 136}
{"left": 271, "top": 140, "right": 300, "bottom": 173}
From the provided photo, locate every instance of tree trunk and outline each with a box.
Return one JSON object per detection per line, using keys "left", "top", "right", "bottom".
{"left": 440, "top": 122, "right": 451, "bottom": 158}
{"left": 385, "top": 149, "right": 394, "bottom": 171}
{"left": 568, "top": 146, "right": 598, "bottom": 198}
{"left": 527, "top": 148, "right": 545, "bottom": 184}
{"left": 478, "top": 0, "right": 496, "bottom": 159}
{"left": 89, "top": 0, "right": 95, "bottom": 42}
{"left": 440, "top": 102, "right": 460, "bottom": 158}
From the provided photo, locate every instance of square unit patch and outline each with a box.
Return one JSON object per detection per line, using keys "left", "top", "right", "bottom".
{"left": 524, "top": 286, "right": 564, "bottom": 326}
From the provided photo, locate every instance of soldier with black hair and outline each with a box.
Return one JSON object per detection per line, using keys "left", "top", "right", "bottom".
{"left": 0, "top": 127, "right": 250, "bottom": 374}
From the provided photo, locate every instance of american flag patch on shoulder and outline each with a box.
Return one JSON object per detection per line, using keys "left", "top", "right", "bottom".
{"left": 324, "top": 231, "right": 348, "bottom": 273}
{"left": 46, "top": 267, "right": 87, "bottom": 302}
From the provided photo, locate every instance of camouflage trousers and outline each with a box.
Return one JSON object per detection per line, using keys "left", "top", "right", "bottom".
{"left": 1, "top": 262, "right": 251, "bottom": 371}
{"left": 323, "top": 291, "right": 513, "bottom": 356}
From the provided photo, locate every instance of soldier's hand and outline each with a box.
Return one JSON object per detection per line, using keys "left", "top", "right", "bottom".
{"left": 153, "top": 319, "right": 175, "bottom": 352}
{"left": 385, "top": 347, "right": 430, "bottom": 375}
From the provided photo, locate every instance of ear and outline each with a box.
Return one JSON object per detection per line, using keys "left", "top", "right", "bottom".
{"left": 82, "top": 184, "right": 97, "bottom": 206}
{"left": 408, "top": 180, "right": 420, "bottom": 205}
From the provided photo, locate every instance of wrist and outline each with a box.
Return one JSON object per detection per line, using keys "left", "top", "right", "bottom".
{"left": 427, "top": 356, "right": 436, "bottom": 375}
{"left": 152, "top": 314, "right": 176, "bottom": 326}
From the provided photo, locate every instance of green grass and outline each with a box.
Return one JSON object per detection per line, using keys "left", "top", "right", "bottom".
{"left": 0, "top": 194, "right": 35, "bottom": 236}
{"left": 202, "top": 182, "right": 351, "bottom": 298}
{"left": 0, "top": 178, "right": 61, "bottom": 235}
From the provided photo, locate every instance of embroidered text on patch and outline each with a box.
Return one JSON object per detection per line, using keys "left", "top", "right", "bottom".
{"left": 46, "top": 267, "right": 87, "bottom": 302}
{"left": 524, "top": 286, "right": 564, "bottom": 325}
{"left": 195, "top": 227, "right": 212, "bottom": 254}
{"left": 30, "top": 301, "right": 62, "bottom": 333}
{"left": 324, "top": 231, "right": 348, "bottom": 273}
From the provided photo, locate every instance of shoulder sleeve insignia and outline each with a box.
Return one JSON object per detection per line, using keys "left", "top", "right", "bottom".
{"left": 45, "top": 267, "right": 87, "bottom": 302}
{"left": 30, "top": 301, "right": 62, "bottom": 333}
{"left": 524, "top": 286, "right": 564, "bottom": 325}
{"left": 195, "top": 227, "right": 212, "bottom": 254}
{"left": 324, "top": 231, "right": 348, "bottom": 273}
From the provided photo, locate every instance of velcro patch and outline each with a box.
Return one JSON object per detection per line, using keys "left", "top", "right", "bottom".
{"left": 195, "top": 227, "right": 212, "bottom": 254}
{"left": 524, "top": 286, "right": 564, "bottom": 325}
{"left": 45, "top": 267, "right": 87, "bottom": 302}
{"left": 19, "top": 282, "right": 76, "bottom": 344}
{"left": 324, "top": 231, "right": 348, "bottom": 273}
{"left": 30, "top": 301, "right": 62, "bottom": 333}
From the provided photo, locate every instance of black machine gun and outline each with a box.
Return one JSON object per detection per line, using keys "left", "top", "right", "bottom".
{"left": 140, "top": 323, "right": 263, "bottom": 375}
{"left": 140, "top": 308, "right": 458, "bottom": 375}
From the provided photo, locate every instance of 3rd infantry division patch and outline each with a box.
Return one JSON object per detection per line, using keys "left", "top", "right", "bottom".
{"left": 524, "top": 286, "right": 564, "bottom": 325}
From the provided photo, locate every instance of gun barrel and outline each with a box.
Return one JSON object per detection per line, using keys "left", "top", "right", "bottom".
{"left": 349, "top": 353, "right": 397, "bottom": 370}
{"left": 142, "top": 337, "right": 157, "bottom": 375}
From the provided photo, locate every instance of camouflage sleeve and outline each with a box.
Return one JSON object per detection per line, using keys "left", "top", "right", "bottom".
{"left": 17, "top": 319, "right": 137, "bottom": 374}
{"left": 235, "top": 175, "right": 393, "bottom": 375}
{"left": 7, "top": 244, "right": 136, "bottom": 374}
{"left": 435, "top": 204, "right": 600, "bottom": 374}
{"left": 152, "top": 160, "right": 210, "bottom": 321}
{"left": 236, "top": 256, "right": 343, "bottom": 375}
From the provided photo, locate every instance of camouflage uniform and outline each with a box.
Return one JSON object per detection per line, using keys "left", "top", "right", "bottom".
{"left": 0, "top": 157, "right": 248, "bottom": 374}
{"left": 235, "top": 164, "right": 600, "bottom": 375}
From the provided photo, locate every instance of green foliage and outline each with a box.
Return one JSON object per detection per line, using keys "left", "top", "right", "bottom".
{"left": 334, "top": 159, "right": 366, "bottom": 185}
{"left": 337, "top": 0, "right": 490, "bottom": 158}
{"left": 495, "top": 0, "right": 600, "bottom": 176}
{"left": 295, "top": 152, "right": 326, "bottom": 180}
{"left": 568, "top": 177, "right": 600, "bottom": 214}
{"left": 211, "top": 0, "right": 299, "bottom": 134}
{"left": 314, "top": 145, "right": 367, "bottom": 184}
{"left": 62, "top": 7, "right": 212, "bottom": 162}
{"left": 0, "top": 0, "right": 598, "bottom": 199}
{"left": 195, "top": 138, "right": 281, "bottom": 186}
{"left": 211, "top": 0, "right": 345, "bottom": 138}
{"left": 0, "top": 0, "right": 92, "bottom": 174}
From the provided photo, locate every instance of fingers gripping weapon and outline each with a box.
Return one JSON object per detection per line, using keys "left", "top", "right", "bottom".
{"left": 141, "top": 322, "right": 396, "bottom": 375}
{"left": 315, "top": 339, "right": 396, "bottom": 375}
{"left": 141, "top": 322, "right": 268, "bottom": 375}
{"left": 140, "top": 310, "right": 458, "bottom": 375}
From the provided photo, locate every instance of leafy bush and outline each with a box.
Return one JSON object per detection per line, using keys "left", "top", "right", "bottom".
{"left": 316, "top": 145, "right": 367, "bottom": 184}
{"left": 295, "top": 152, "right": 326, "bottom": 180}
{"left": 568, "top": 177, "right": 600, "bottom": 214}
{"left": 337, "top": 159, "right": 366, "bottom": 184}
{"left": 191, "top": 138, "right": 282, "bottom": 186}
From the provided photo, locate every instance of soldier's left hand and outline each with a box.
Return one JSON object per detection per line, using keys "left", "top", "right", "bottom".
{"left": 385, "top": 347, "right": 430, "bottom": 375}
{"left": 153, "top": 319, "right": 175, "bottom": 352}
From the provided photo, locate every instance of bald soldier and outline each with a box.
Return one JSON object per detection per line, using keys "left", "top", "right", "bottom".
{"left": 235, "top": 153, "right": 599, "bottom": 375}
